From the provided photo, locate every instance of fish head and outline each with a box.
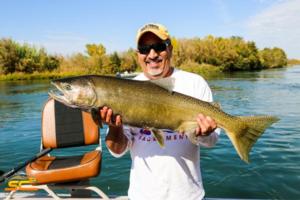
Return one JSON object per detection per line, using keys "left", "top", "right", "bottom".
{"left": 49, "top": 76, "right": 97, "bottom": 109}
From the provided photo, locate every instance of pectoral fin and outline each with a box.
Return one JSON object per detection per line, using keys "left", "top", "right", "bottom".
{"left": 150, "top": 128, "right": 165, "bottom": 148}
{"left": 176, "top": 121, "right": 199, "bottom": 145}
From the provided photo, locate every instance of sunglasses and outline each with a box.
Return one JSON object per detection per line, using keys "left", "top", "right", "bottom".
{"left": 138, "top": 40, "right": 170, "bottom": 54}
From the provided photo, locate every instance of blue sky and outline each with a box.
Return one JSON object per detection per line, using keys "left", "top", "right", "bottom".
{"left": 1, "top": 0, "right": 299, "bottom": 58}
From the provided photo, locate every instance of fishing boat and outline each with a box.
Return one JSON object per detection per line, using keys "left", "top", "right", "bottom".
{"left": 0, "top": 193, "right": 267, "bottom": 200}
{"left": 115, "top": 71, "right": 139, "bottom": 79}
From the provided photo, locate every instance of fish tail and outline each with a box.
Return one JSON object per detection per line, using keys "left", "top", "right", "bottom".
{"left": 226, "top": 115, "right": 279, "bottom": 163}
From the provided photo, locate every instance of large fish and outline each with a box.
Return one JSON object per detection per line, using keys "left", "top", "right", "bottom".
{"left": 49, "top": 75, "right": 279, "bottom": 163}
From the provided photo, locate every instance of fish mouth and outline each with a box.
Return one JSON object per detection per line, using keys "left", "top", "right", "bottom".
{"left": 48, "top": 82, "right": 77, "bottom": 108}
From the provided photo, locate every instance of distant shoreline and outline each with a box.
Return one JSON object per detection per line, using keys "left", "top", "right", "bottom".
{"left": 1, "top": 37, "right": 294, "bottom": 80}
{"left": 1, "top": 65, "right": 297, "bottom": 82}
{"left": 0, "top": 72, "right": 84, "bottom": 81}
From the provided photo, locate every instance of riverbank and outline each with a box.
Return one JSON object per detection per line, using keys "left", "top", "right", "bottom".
{"left": 0, "top": 71, "right": 222, "bottom": 81}
{"left": 0, "top": 72, "right": 84, "bottom": 81}
{"left": 1, "top": 64, "right": 294, "bottom": 81}
{"left": 0, "top": 65, "right": 222, "bottom": 81}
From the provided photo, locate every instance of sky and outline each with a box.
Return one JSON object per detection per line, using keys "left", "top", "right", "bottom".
{"left": 1, "top": 0, "right": 299, "bottom": 58}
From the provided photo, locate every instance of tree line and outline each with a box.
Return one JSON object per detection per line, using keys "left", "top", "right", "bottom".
{"left": 0, "top": 36, "right": 291, "bottom": 76}
{"left": 0, "top": 38, "right": 59, "bottom": 74}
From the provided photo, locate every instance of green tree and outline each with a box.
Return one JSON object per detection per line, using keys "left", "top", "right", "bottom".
{"left": 0, "top": 38, "right": 20, "bottom": 74}
{"left": 86, "top": 43, "right": 106, "bottom": 57}
{"left": 0, "top": 38, "right": 59, "bottom": 74}
{"left": 259, "top": 47, "right": 287, "bottom": 68}
{"left": 109, "top": 52, "right": 121, "bottom": 74}
{"left": 43, "top": 55, "right": 60, "bottom": 71}
{"left": 120, "top": 48, "right": 138, "bottom": 72}
{"left": 85, "top": 43, "right": 109, "bottom": 74}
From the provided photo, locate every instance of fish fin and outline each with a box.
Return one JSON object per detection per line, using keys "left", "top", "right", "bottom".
{"left": 227, "top": 115, "right": 279, "bottom": 163}
{"left": 90, "top": 108, "right": 103, "bottom": 128}
{"left": 176, "top": 121, "right": 199, "bottom": 145}
{"left": 149, "top": 77, "right": 175, "bottom": 92}
{"left": 209, "top": 102, "right": 221, "bottom": 109}
{"left": 150, "top": 128, "right": 165, "bottom": 148}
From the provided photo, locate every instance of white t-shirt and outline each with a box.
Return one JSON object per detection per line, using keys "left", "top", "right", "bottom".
{"left": 108, "top": 69, "right": 219, "bottom": 200}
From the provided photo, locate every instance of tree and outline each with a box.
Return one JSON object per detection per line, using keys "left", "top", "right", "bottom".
{"left": 258, "top": 47, "right": 287, "bottom": 68}
{"left": 120, "top": 48, "right": 138, "bottom": 72}
{"left": 85, "top": 43, "right": 110, "bottom": 74}
{"left": 86, "top": 43, "right": 106, "bottom": 57}
{"left": 109, "top": 52, "right": 121, "bottom": 74}
{"left": 0, "top": 38, "right": 20, "bottom": 74}
{"left": 0, "top": 38, "right": 60, "bottom": 74}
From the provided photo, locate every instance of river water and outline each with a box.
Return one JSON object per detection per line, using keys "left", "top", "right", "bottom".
{"left": 0, "top": 66, "right": 299, "bottom": 199}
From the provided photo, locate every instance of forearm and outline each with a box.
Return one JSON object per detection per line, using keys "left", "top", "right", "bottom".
{"left": 105, "top": 125, "right": 128, "bottom": 154}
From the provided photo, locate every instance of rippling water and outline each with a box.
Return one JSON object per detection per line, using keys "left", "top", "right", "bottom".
{"left": 0, "top": 66, "right": 299, "bottom": 199}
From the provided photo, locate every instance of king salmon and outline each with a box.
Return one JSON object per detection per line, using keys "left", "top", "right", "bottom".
{"left": 49, "top": 75, "right": 279, "bottom": 163}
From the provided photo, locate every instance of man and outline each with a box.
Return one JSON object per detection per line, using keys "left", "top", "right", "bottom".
{"left": 101, "top": 23, "right": 219, "bottom": 200}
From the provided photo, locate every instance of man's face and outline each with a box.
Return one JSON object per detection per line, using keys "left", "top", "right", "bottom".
{"left": 137, "top": 32, "right": 173, "bottom": 80}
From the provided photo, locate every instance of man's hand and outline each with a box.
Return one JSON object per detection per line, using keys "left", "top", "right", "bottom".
{"left": 101, "top": 106, "right": 127, "bottom": 154}
{"left": 195, "top": 114, "right": 217, "bottom": 136}
{"left": 100, "top": 106, "right": 122, "bottom": 127}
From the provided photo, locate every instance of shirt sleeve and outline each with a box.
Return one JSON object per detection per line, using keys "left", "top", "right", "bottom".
{"left": 106, "top": 125, "right": 133, "bottom": 158}
{"left": 197, "top": 128, "right": 221, "bottom": 147}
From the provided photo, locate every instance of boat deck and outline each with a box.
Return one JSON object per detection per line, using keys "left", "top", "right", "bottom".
{"left": 0, "top": 193, "right": 128, "bottom": 200}
{"left": 0, "top": 193, "right": 267, "bottom": 200}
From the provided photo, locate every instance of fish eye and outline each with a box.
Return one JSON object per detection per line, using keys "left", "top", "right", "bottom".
{"left": 64, "top": 84, "right": 72, "bottom": 91}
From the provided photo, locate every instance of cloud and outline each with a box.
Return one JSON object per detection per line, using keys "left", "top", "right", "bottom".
{"left": 246, "top": 0, "right": 300, "bottom": 58}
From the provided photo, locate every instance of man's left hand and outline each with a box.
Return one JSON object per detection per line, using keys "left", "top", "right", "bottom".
{"left": 195, "top": 114, "right": 217, "bottom": 136}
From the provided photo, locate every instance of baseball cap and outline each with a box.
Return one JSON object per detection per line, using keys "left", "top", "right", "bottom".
{"left": 136, "top": 23, "right": 171, "bottom": 45}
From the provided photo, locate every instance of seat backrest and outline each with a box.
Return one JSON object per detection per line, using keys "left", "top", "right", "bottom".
{"left": 41, "top": 98, "right": 99, "bottom": 149}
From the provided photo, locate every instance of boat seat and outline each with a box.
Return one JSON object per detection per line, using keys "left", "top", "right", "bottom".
{"left": 26, "top": 98, "right": 101, "bottom": 184}
{"left": 4, "top": 98, "right": 110, "bottom": 200}
{"left": 26, "top": 150, "right": 101, "bottom": 184}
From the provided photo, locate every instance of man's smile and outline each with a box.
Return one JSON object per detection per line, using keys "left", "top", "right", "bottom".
{"left": 146, "top": 59, "right": 162, "bottom": 67}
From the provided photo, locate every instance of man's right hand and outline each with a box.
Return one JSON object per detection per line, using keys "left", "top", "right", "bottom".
{"left": 101, "top": 106, "right": 127, "bottom": 154}
{"left": 100, "top": 106, "right": 122, "bottom": 127}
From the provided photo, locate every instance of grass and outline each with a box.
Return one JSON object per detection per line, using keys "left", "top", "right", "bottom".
{"left": 0, "top": 71, "right": 90, "bottom": 81}
{"left": 178, "top": 63, "right": 223, "bottom": 80}
{"left": 0, "top": 65, "right": 224, "bottom": 81}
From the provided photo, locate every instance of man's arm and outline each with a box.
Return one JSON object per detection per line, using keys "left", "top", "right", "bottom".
{"left": 100, "top": 107, "right": 128, "bottom": 154}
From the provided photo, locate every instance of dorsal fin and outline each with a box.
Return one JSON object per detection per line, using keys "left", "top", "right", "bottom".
{"left": 149, "top": 77, "right": 175, "bottom": 92}
{"left": 209, "top": 102, "right": 221, "bottom": 109}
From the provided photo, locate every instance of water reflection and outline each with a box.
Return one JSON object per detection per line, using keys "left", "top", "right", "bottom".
{"left": 216, "top": 67, "right": 287, "bottom": 81}
{"left": 0, "top": 80, "right": 50, "bottom": 95}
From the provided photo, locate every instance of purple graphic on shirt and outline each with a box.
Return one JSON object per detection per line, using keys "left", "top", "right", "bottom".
{"left": 140, "top": 128, "right": 151, "bottom": 135}
{"left": 138, "top": 128, "right": 188, "bottom": 142}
